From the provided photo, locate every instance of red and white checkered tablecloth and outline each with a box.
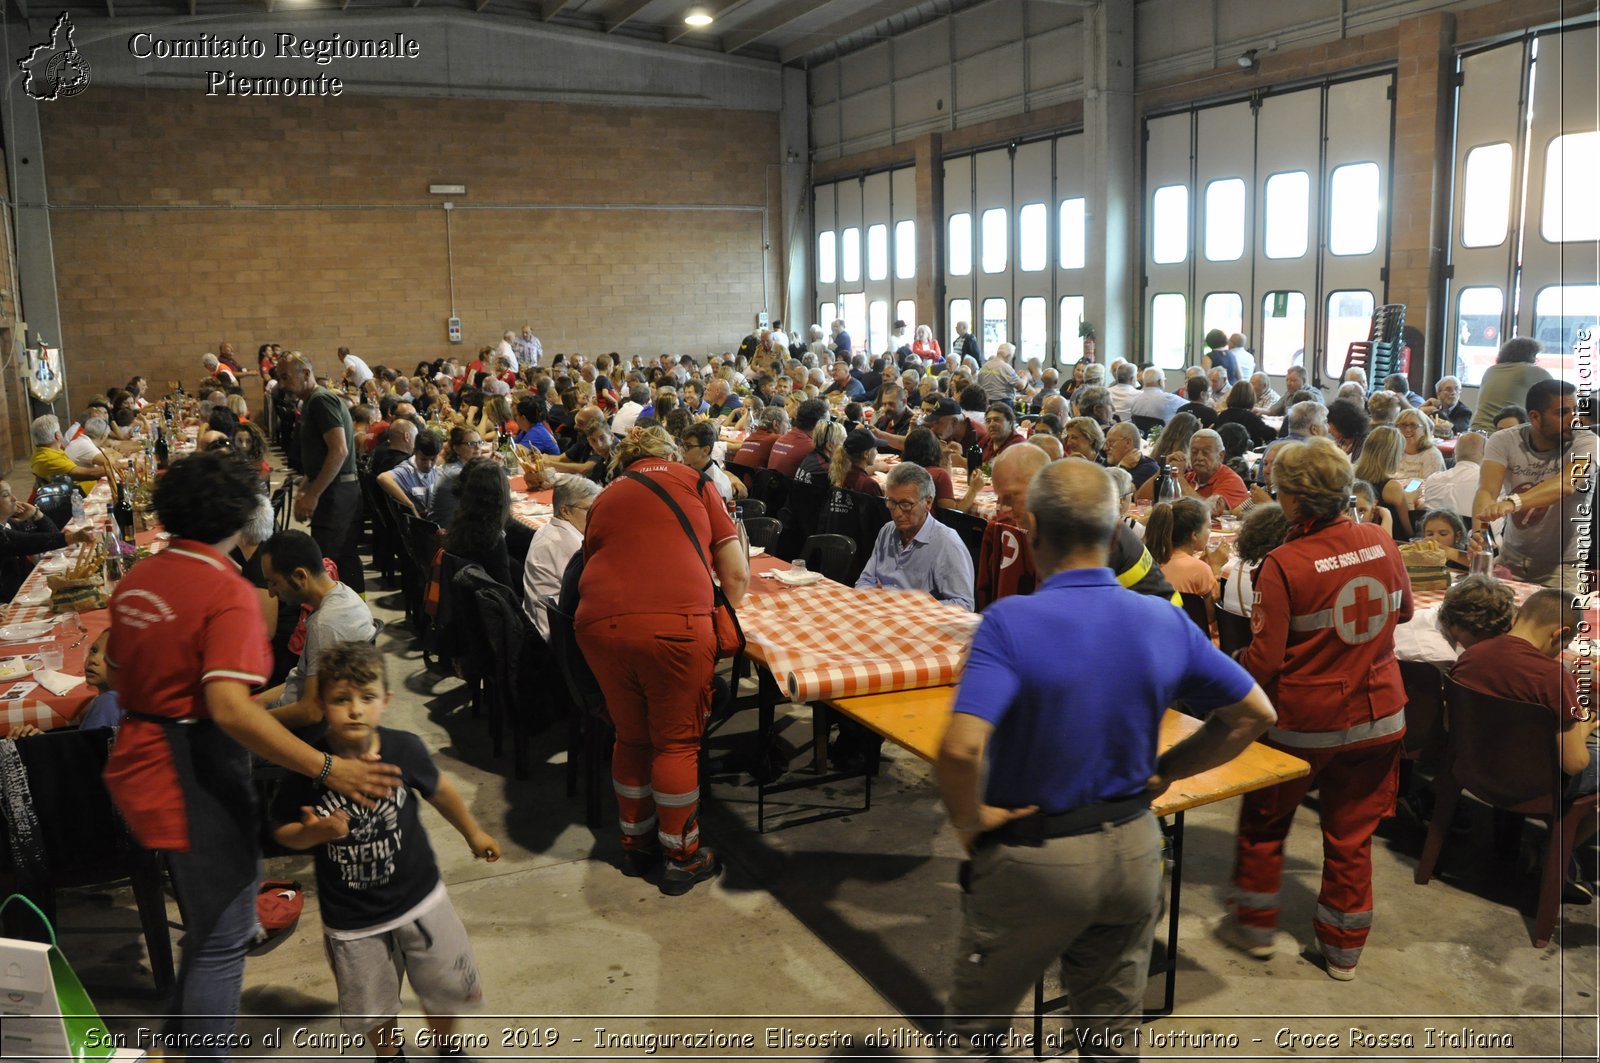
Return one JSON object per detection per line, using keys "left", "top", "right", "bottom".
{"left": 508, "top": 482, "right": 556, "bottom": 533}
{"left": 739, "top": 577, "right": 979, "bottom": 703}
{"left": 1412, "top": 576, "right": 1547, "bottom": 610}
{"left": 1, "top": 700, "right": 75, "bottom": 735}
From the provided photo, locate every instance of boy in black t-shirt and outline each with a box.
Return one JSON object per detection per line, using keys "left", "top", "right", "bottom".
{"left": 272, "top": 641, "right": 500, "bottom": 1060}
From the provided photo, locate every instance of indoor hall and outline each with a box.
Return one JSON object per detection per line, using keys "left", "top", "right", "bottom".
{"left": 0, "top": 1, "right": 1596, "bottom": 1060}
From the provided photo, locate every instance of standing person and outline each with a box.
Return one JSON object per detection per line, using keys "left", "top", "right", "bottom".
{"left": 576, "top": 426, "right": 750, "bottom": 895}
{"left": 1470, "top": 337, "right": 1552, "bottom": 433}
{"left": 271, "top": 642, "right": 499, "bottom": 1062}
{"left": 1219, "top": 437, "right": 1411, "bottom": 980}
{"left": 952, "top": 320, "right": 981, "bottom": 364}
{"left": 940, "top": 458, "right": 1274, "bottom": 1055}
{"left": 285, "top": 354, "right": 364, "bottom": 594}
{"left": 1202, "top": 329, "right": 1239, "bottom": 385}
{"left": 1474, "top": 379, "right": 1596, "bottom": 588}
{"left": 103, "top": 452, "right": 400, "bottom": 1061}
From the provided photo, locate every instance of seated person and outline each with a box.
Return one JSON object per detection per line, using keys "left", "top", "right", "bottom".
{"left": 855, "top": 462, "right": 974, "bottom": 610}
{"left": 1172, "top": 377, "right": 1219, "bottom": 428}
{"left": 30, "top": 414, "right": 106, "bottom": 494}
{"left": 831, "top": 429, "right": 883, "bottom": 497}
{"left": 1394, "top": 573, "right": 1515, "bottom": 665}
{"left": 522, "top": 476, "right": 598, "bottom": 636}
{"left": 1172, "top": 429, "right": 1249, "bottom": 513}
{"left": 1147, "top": 497, "right": 1228, "bottom": 634}
{"left": 8, "top": 632, "right": 123, "bottom": 738}
{"left": 793, "top": 422, "right": 845, "bottom": 486}
{"left": 1419, "top": 509, "right": 1470, "bottom": 570}
{"left": 442, "top": 458, "right": 515, "bottom": 588}
{"left": 1105, "top": 421, "right": 1159, "bottom": 491}
{"left": 512, "top": 395, "right": 561, "bottom": 455}
{"left": 378, "top": 429, "right": 445, "bottom": 519}
{"left": 980, "top": 403, "right": 1025, "bottom": 463}
{"left": 902, "top": 427, "right": 983, "bottom": 513}
{"left": 679, "top": 422, "right": 743, "bottom": 502}
{"left": 768, "top": 399, "right": 831, "bottom": 476}
{"left": 0, "top": 480, "right": 95, "bottom": 602}
{"left": 1218, "top": 502, "right": 1288, "bottom": 618}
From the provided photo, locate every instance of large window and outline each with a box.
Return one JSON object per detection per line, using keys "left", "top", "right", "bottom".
{"left": 1541, "top": 131, "right": 1600, "bottom": 242}
{"left": 1461, "top": 143, "right": 1515, "bottom": 247}
{"left": 896, "top": 300, "right": 917, "bottom": 344}
{"left": 948, "top": 213, "right": 973, "bottom": 276}
{"left": 1152, "top": 185, "right": 1189, "bottom": 264}
{"left": 1018, "top": 203, "right": 1047, "bottom": 272}
{"left": 1059, "top": 296, "right": 1086, "bottom": 364}
{"left": 1323, "top": 290, "right": 1376, "bottom": 379}
{"left": 1453, "top": 286, "right": 1504, "bottom": 386}
{"left": 1202, "top": 292, "right": 1244, "bottom": 341}
{"left": 1018, "top": 297, "right": 1047, "bottom": 364}
{"left": 819, "top": 301, "right": 837, "bottom": 330}
{"left": 868, "top": 299, "right": 890, "bottom": 355}
{"left": 866, "top": 224, "right": 888, "bottom": 281}
{"left": 894, "top": 220, "right": 916, "bottom": 279}
{"left": 1260, "top": 291, "right": 1308, "bottom": 375}
{"left": 1059, "top": 198, "right": 1086, "bottom": 270}
{"left": 817, "top": 231, "right": 836, "bottom": 285}
{"left": 949, "top": 299, "right": 973, "bottom": 350}
{"left": 981, "top": 208, "right": 1009, "bottom": 273}
{"left": 841, "top": 226, "right": 861, "bottom": 283}
{"left": 981, "top": 297, "right": 1008, "bottom": 353}
{"left": 841, "top": 293, "right": 866, "bottom": 350}
{"left": 1204, "top": 178, "right": 1247, "bottom": 261}
{"left": 1531, "top": 285, "right": 1599, "bottom": 385}
{"left": 1150, "top": 293, "right": 1188, "bottom": 369}
{"left": 1328, "top": 163, "right": 1381, "bottom": 256}
{"left": 1263, "top": 171, "right": 1310, "bottom": 259}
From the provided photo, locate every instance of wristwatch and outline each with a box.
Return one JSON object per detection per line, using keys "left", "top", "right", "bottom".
{"left": 1508, "top": 492, "right": 1524, "bottom": 512}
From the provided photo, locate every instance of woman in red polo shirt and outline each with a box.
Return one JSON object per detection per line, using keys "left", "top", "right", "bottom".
{"left": 576, "top": 426, "right": 750, "bottom": 896}
{"left": 104, "top": 451, "right": 401, "bottom": 1058}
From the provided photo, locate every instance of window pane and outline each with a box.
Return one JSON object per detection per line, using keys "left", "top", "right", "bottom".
{"left": 841, "top": 293, "right": 866, "bottom": 352}
{"left": 817, "top": 231, "right": 836, "bottom": 285}
{"left": 1323, "top": 290, "right": 1376, "bottom": 379}
{"left": 1150, "top": 294, "right": 1187, "bottom": 370}
{"left": 1328, "top": 163, "right": 1380, "bottom": 256}
{"left": 1462, "top": 143, "right": 1514, "bottom": 248}
{"left": 841, "top": 227, "right": 861, "bottom": 283}
{"left": 1452, "top": 286, "right": 1504, "bottom": 387}
{"left": 949, "top": 299, "right": 972, "bottom": 355}
{"left": 981, "top": 297, "right": 1008, "bottom": 354}
{"left": 1151, "top": 185, "right": 1189, "bottom": 264}
{"left": 1204, "top": 178, "right": 1247, "bottom": 261}
{"left": 1532, "top": 285, "right": 1599, "bottom": 387}
{"left": 1059, "top": 198, "right": 1086, "bottom": 270}
{"left": 981, "top": 208, "right": 1008, "bottom": 273}
{"left": 1260, "top": 291, "right": 1307, "bottom": 376}
{"left": 895, "top": 300, "right": 917, "bottom": 344}
{"left": 819, "top": 302, "right": 837, "bottom": 331}
{"left": 1263, "top": 171, "right": 1310, "bottom": 259}
{"left": 1542, "top": 131, "right": 1600, "bottom": 243}
{"left": 1202, "top": 293, "right": 1244, "bottom": 351}
{"left": 1018, "top": 203, "right": 1047, "bottom": 272}
{"left": 866, "top": 224, "right": 888, "bottom": 281}
{"left": 1018, "top": 297, "right": 1046, "bottom": 365}
{"left": 894, "top": 220, "right": 916, "bottom": 280}
{"left": 948, "top": 213, "right": 973, "bottom": 276}
{"left": 1059, "top": 296, "right": 1086, "bottom": 364}
{"left": 868, "top": 299, "right": 889, "bottom": 354}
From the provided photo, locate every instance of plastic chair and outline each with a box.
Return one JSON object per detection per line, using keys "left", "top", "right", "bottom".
{"left": 752, "top": 468, "right": 791, "bottom": 514}
{"left": 358, "top": 471, "right": 398, "bottom": 582}
{"left": 32, "top": 476, "right": 76, "bottom": 530}
{"left": 1342, "top": 303, "right": 1409, "bottom": 381}
{"left": 1399, "top": 659, "right": 1447, "bottom": 763}
{"left": 0, "top": 728, "right": 174, "bottom": 992}
{"left": 777, "top": 476, "right": 827, "bottom": 560}
{"left": 798, "top": 533, "right": 856, "bottom": 585}
{"left": 1131, "top": 415, "right": 1167, "bottom": 436}
{"left": 743, "top": 516, "right": 783, "bottom": 550}
{"left": 546, "top": 552, "right": 614, "bottom": 828}
{"left": 1179, "top": 592, "right": 1210, "bottom": 632}
{"left": 725, "top": 459, "right": 760, "bottom": 490}
{"left": 734, "top": 498, "right": 766, "bottom": 520}
{"left": 933, "top": 505, "right": 988, "bottom": 575}
{"left": 452, "top": 564, "right": 544, "bottom": 778}
{"left": 270, "top": 475, "right": 297, "bottom": 532}
{"left": 1215, "top": 608, "right": 1253, "bottom": 655}
{"left": 1414, "top": 678, "right": 1600, "bottom": 947}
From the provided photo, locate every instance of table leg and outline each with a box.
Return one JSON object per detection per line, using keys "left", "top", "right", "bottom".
{"left": 1159, "top": 812, "right": 1184, "bottom": 1017}
{"left": 757, "top": 667, "right": 777, "bottom": 833}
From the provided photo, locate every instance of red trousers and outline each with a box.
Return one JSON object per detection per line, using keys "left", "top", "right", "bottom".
{"left": 576, "top": 612, "right": 715, "bottom": 860}
{"left": 1231, "top": 739, "right": 1400, "bottom": 969}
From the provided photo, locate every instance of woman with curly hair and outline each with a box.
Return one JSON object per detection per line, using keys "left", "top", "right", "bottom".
{"left": 1218, "top": 502, "right": 1288, "bottom": 618}
{"left": 443, "top": 457, "right": 512, "bottom": 586}
{"left": 578, "top": 425, "right": 749, "bottom": 895}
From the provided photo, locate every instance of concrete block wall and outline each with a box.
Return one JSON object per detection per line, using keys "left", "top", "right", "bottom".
{"left": 41, "top": 91, "right": 779, "bottom": 403}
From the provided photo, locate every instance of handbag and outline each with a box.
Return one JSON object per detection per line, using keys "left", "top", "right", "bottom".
{"left": 621, "top": 470, "right": 746, "bottom": 660}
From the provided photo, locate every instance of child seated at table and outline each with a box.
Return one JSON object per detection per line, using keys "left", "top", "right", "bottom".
{"left": 1147, "top": 497, "right": 1229, "bottom": 635}
{"left": 9, "top": 631, "right": 122, "bottom": 739}
{"left": 1419, "top": 509, "right": 1470, "bottom": 570}
{"left": 270, "top": 640, "right": 499, "bottom": 1060}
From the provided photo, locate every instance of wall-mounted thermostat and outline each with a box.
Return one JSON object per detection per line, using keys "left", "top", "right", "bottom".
{"left": 447, "top": 317, "right": 462, "bottom": 344}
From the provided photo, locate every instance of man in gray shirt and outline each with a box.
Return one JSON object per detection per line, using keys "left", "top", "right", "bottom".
{"left": 1474, "top": 379, "right": 1594, "bottom": 588}
{"left": 255, "top": 529, "right": 376, "bottom": 727}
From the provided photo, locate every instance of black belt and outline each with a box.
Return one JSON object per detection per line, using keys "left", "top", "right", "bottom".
{"left": 980, "top": 795, "right": 1151, "bottom": 848}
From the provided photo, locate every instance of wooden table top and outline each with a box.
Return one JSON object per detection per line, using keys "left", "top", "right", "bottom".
{"left": 826, "top": 685, "right": 1308, "bottom": 817}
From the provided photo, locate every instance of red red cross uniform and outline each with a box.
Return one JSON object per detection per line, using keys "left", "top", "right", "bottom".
{"left": 1232, "top": 515, "right": 1412, "bottom": 971}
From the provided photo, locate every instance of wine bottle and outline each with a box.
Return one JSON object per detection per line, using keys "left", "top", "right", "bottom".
{"left": 114, "top": 482, "right": 136, "bottom": 544}
{"left": 154, "top": 422, "right": 170, "bottom": 470}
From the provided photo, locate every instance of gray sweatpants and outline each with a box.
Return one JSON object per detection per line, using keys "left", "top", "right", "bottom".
{"left": 947, "top": 811, "right": 1162, "bottom": 1061}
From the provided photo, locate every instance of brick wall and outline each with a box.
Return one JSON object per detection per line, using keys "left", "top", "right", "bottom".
{"left": 40, "top": 91, "right": 780, "bottom": 402}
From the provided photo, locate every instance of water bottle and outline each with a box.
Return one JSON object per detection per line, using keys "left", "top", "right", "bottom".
{"left": 734, "top": 510, "right": 749, "bottom": 555}
{"left": 1348, "top": 494, "right": 1363, "bottom": 524}
{"left": 1469, "top": 527, "right": 1494, "bottom": 577}
{"left": 70, "top": 489, "right": 86, "bottom": 528}
{"left": 1156, "top": 464, "right": 1182, "bottom": 505}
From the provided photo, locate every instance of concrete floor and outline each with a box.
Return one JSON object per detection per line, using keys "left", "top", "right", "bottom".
{"left": 11, "top": 458, "right": 1599, "bottom": 1060}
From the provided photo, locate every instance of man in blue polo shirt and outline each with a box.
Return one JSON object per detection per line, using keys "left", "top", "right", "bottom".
{"left": 938, "top": 458, "right": 1275, "bottom": 1056}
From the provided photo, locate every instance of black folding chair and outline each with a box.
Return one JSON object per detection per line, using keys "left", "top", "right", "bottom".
{"left": 798, "top": 534, "right": 857, "bottom": 584}
{"left": 743, "top": 516, "right": 783, "bottom": 550}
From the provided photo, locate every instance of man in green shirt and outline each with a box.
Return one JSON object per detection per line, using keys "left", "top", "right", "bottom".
{"left": 1470, "top": 337, "right": 1552, "bottom": 434}
{"left": 285, "top": 353, "right": 364, "bottom": 594}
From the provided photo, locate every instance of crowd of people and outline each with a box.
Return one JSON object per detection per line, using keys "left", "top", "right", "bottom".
{"left": 4, "top": 321, "right": 1591, "bottom": 1060}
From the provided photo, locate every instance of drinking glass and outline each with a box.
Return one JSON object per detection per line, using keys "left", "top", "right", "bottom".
{"left": 39, "top": 640, "right": 64, "bottom": 672}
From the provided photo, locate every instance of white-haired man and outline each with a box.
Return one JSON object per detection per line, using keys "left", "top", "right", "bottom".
{"left": 497, "top": 331, "right": 520, "bottom": 373}
{"left": 978, "top": 343, "right": 1023, "bottom": 407}
{"left": 1268, "top": 365, "right": 1315, "bottom": 416}
{"left": 1409, "top": 430, "right": 1486, "bottom": 517}
{"left": 1105, "top": 362, "right": 1140, "bottom": 422}
{"left": 1128, "top": 368, "right": 1182, "bottom": 423}
{"left": 202, "top": 352, "right": 238, "bottom": 390}
{"left": 856, "top": 462, "right": 974, "bottom": 611}
{"left": 1250, "top": 373, "right": 1280, "bottom": 413}
{"left": 1420, "top": 375, "right": 1472, "bottom": 437}
{"left": 30, "top": 414, "right": 107, "bottom": 493}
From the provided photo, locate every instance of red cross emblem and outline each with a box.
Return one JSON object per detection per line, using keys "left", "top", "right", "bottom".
{"left": 999, "top": 528, "right": 1021, "bottom": 571}
{"left": 1334, "top": 576, "right": 1390, "bottom": 645}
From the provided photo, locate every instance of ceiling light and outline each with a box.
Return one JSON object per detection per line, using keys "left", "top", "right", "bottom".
{"left": 684, "top": 9, "right": 714, "bottom": 27}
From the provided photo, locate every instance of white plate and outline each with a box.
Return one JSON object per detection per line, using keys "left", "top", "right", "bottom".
{"left": 747, "top": 546, "right": 766, "bottom": 557}
{"left": 36, "top": 556, "right": 70, "bottom": 574}
{"left": 14, "top": 585, "right": 50, "bottom": 607}
{"left": 774, "top": 568, "right": 824, "bottom": 586}
{"left": 0, "top": 621, "right": 55, "bottom": 642}
{"left": 0, "top": 657, "right": 38, "bottom": 680}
